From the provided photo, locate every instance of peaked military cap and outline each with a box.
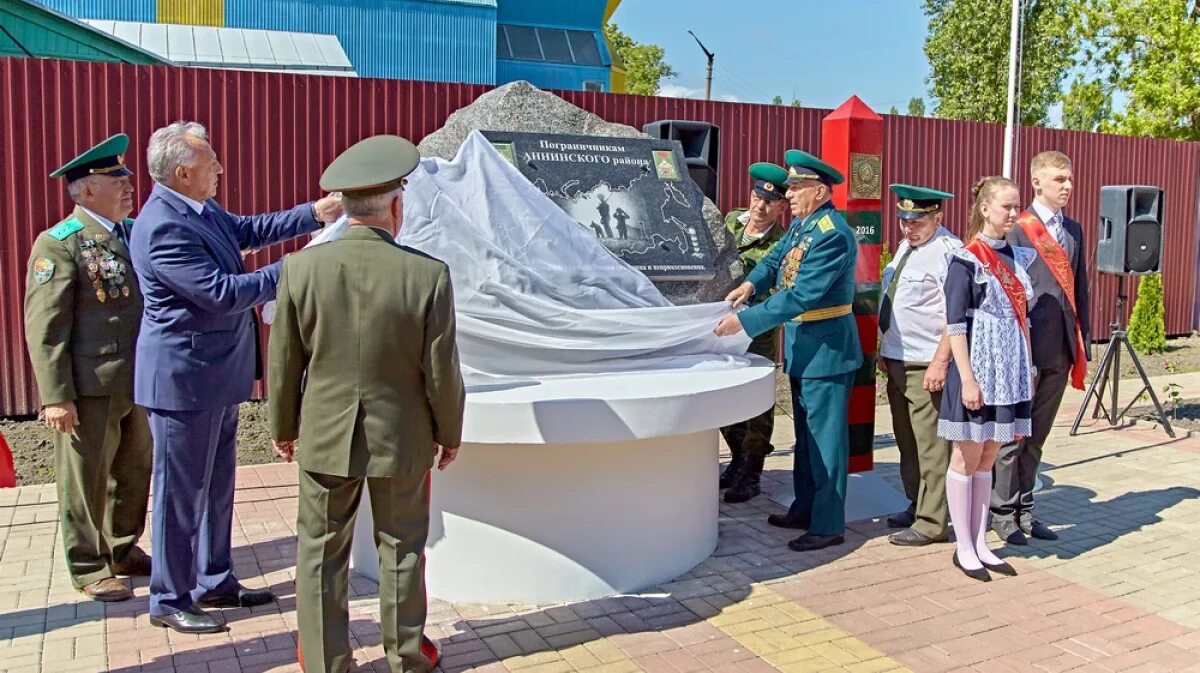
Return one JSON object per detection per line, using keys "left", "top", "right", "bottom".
{"left": 890, "top": 183, "right": 954, "bottom": 220}
{"left": 49, "top": 133, "right": 133, "bottom": 182}
{"left": 783, "top": 149, "right": 844, "bottom": 186}
{"left": 321, "top": 134, "right": 421, "bottom": 197}
{"left": 749, "top": 162, "right": 788, "bottom": 201}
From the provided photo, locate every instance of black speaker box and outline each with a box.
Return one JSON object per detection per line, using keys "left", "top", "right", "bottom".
{"left": 1097, "top": 186, "right": 1164, "bottom": 275}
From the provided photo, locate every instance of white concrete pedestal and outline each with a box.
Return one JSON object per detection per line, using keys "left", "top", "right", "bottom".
{"left": 349, "top": 357, "right": 776, "bottom": 604}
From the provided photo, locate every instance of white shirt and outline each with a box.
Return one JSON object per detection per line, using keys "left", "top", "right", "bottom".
{"left": 78, "top": 206, "right": 116, "bottom": 233}
{"left": 157, "top": 183, "right": 206, "bottom": 215}
{"left": 880, "top": 226, "right": 962, "bottom": 363}
{"left": 1031, "top": 200, "right": 1062, "bottom": 238}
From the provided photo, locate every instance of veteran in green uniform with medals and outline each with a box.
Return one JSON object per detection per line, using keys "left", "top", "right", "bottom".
{"left": 716, "top": 149, "right": 862, "bottom": 552}
{"left": 718, "top": 162, "right": 788, "bottom": 504}
{"left": 23, "top": 134, "right": 152, "bottom": 601}
{"left": 270, "top": 135, "right": 466, "bottom": 673}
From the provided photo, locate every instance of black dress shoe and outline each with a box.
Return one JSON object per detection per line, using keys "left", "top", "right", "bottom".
{"left": 992, "top": 520, "right": 1028, "bottom": 546}
{"left": 767, "top": 513, "right": 809, "bottom": 530}
{"left": 150, "top": 607, "right": 224, "bottom": 634}
{"left": 886, "top": 510, "right": 916, "bottom": 529}
{"left": 197, "top": 586, "right": 275, "bottom": 608}
{"left": 787, "top": 533, "right": 844, "bottom": 551}
{"left": 952, "top": 552, "right": 992, "bottom": 582}
{"left": 1024, "top": 520, "right": 1059, "bottom": 541}
{"left": 889, "top": 528, "right": 940, "bottom": 546}
{"left": 981, "top": 560, "right": 1018, "bottom": 576}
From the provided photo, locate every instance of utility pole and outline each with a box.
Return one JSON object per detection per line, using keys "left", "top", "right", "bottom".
{"left": 688, "top": 30, "right": 714, "bottom": 101}
{"left": 1002, "top": 0, "right": 1021, "bottom": 178}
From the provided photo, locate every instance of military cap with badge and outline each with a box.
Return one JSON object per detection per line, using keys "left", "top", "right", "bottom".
{"left": 749, "top": 162, "right": 789, "bottom": 201}
{"left": 783, "top": 149, "right": 845, "bottom": 186}
{"left": 889, "top": 183, "right": 954, "bottom": 219}
{"left": 35, "top": 134, "right": 136, "bottom": 303}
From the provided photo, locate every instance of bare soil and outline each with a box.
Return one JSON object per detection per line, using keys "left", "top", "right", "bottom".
{"left": 5, "top": 334, "right": 1198, "bottom": 486}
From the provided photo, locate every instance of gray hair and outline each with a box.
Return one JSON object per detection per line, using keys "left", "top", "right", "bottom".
{"left": 146, "top": 121, "right": 209, "bottom": 183}
{"left": 66, "top": 175, "right": 101, "bottom": 202}
{"left": 343, "top": 187, "right": 401, "bottom": 218}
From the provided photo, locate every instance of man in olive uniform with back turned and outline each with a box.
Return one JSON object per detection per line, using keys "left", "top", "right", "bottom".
{"left": 23, "top": 134, "right": 152, "bottom": 602}
{"left": 269, "top": 135, "right": 466, "bottom": 673}
{"left": 718, "top": 162, "right": 788, "bottom": 503}
{"left": 715, "top": 149, "right": 862, "bottom": 552}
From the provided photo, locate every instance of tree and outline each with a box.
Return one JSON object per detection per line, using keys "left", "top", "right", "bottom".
{"left": 1128, "top": 273, "right": 1167, "bottom": 354}
{"left": 790, "top": 98, "right": 802, "bottom": 107}
{"left": 907, "top": 97, "right": 926, "bottom": 117}
{"left": 604, "top": 23, "right": 678, "bottom": 96}
{"left": 1060, "top": 74, "right": 1111, "bottom": 132}
{"left": 922, "top": 0, "right": 1078, "bottom": 125}
{"left": 1070, "top": 0, "right": 1200, "bottom": 140}
{"left": 889, "top": 105, "right": 900, "bottom": 115}
{"left": 771, "top": 95, "right": 784, "bottom": 105}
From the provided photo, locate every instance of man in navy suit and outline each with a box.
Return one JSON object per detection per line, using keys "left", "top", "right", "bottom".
{"left": 130, "top": 121, "right": 343, "bottom": 633}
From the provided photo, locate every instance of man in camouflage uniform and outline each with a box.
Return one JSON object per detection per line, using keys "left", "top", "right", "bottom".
{"left": 23, "top": 134, "right": 152, "bottom": 602}
{"left": 719, "top": 162, "right": 789, "bottom": 503}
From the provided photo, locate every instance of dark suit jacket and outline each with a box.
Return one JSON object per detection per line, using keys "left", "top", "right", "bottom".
{"left": 130, "top": 184, "right": 321, "bottom": 411}
{"left": 267, "top": 226, "right": 465, "bottom": 478}
{"left": 1007, "top": 208, "right": 1091, "bottom": 370}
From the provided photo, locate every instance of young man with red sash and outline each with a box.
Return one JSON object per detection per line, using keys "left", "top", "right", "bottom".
{"left": 991, "top": 151, "right": 1090, "bottom": 545}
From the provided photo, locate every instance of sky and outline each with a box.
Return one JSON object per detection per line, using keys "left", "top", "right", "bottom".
{"left": 609, "top": 0, "right": 933, "bottom": 112}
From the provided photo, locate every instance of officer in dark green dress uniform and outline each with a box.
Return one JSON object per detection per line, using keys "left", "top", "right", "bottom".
{"left": 270, "top": 135, "right": 465, "bottom": 673}
{"left": 719, "top": 162, "right": 788, "bottom": 503}
{"left": 715, "top": 149, "right": 862, "bottom": 552}
{"left": 23, "top": 134, "right": 152, "bottom": 601}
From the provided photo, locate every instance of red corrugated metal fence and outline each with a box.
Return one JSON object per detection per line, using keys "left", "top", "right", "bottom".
{"left": 2, "top": 58, "right": 1198, "bottom": 416}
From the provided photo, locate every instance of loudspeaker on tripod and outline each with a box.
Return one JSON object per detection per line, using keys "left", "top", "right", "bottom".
{"left": 1096, "top": 185, "right": 1164, "bottom": 275}
{"left": 642, "top": 120, "right": 720, "bottom": 202}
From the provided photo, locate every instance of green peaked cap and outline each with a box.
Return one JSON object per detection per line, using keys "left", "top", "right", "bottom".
{"left": 748, "top": 162, "right": 788, "bottom": 200}
{"left": 890, "top": 183, "right": 954, "bottom": 220}
{"left": 49, "top": 133, "right": 133, "bottom": 181}
{"left": 783, "top": 149, "right": 844, "bottom": 186}
{"left": 321, "top": 134, "right": 421, "bottom": 197}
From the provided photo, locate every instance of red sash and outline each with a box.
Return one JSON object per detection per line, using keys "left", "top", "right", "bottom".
{"left": 1017, "top": 211, "right": 1088, "bottom": 390}
{"left": 964, "top": 239, "right": 1028, "bottom": 337}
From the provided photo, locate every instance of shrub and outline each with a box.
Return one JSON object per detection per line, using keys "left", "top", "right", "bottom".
{"left": 1128, "top": 273, "right": 1167, "bottom": 354}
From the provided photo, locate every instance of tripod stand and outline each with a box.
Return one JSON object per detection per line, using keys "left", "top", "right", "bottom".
{"left": 1069, "top": 276, "right": 1175, "bottom": 437}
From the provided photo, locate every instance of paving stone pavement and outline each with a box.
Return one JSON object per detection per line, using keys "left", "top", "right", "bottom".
{"left": 2, "top": 372, "right": 1199, "bottom": 672}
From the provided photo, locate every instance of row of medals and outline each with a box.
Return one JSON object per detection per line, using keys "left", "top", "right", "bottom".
{"left": 82, "top": 235, "right": 129, "bottom": 303}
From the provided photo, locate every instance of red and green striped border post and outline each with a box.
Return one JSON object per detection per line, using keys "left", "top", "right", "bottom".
{"left": 822, "top": 96, "right": 883, "bottom": 474}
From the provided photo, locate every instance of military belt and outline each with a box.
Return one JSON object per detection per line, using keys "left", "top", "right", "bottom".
{"left": 790, "top": 304, "right": 852, "bottom": 323}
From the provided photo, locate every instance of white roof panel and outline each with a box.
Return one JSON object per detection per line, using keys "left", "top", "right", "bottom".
{"left": 82, "top": 20, "right": 356, "bottom": 75}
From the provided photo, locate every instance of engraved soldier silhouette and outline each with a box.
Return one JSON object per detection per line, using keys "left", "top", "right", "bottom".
{"left": 597, "top": 194, "right": 613, "bottom": 237}
{"left": 614, "top": 207, "right": 630, "bottom": 239}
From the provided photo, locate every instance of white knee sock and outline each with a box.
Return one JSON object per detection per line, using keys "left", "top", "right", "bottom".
{"left": 972, "top": 471, "right": 1003, "bottom": 565}
{"left": 946, "top": 469, "right": 981, "bottom": 570}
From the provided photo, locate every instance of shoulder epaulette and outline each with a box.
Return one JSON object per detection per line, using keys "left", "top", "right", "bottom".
{"left": 816, "top": 214, "right": 835, "bottom": 233}
{"left": 47, "top": 217, "right": 84, "bottom": 241}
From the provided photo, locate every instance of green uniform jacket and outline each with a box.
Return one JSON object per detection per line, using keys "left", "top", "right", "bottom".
{"left": 737, "top": 202, "right": 863, "bottom": 380}
{"left": 725, "top": 208, "right": 785, "bottom": 305}
{"left": 268, "top": 226, "right": 466, "bottom": 478}
{"left": 24, "top": 208, "right": 143, "bottom": 404}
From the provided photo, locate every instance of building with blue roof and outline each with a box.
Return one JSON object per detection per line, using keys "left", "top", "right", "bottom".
{"left": 30, "top": 0, "right": 627, "bottom": 91}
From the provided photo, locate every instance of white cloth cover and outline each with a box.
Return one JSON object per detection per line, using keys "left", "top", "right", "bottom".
{"left": 264, "top": 131, "right": 750, "bottom": 384}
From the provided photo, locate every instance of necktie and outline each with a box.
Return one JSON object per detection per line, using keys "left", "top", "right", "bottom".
{"left": 1051, "top": 213, "right": 1066, "bottom": 248}
{"left": 114, "top": 221, "right": 129, "bottom": 247}
{"left": 879, "top": 246, "right": 914, "bottom": 334}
